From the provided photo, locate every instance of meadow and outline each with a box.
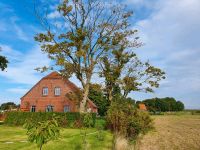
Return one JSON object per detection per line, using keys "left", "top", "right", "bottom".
{"left": 0, "top": 114, "right": 200, "bottom": 150}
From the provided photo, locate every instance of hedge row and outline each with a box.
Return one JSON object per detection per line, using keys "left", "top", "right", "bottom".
{"left": 4, "top": 112, "right": 96, "bottom": 128}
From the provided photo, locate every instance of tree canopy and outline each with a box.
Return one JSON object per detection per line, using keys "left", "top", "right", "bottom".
{"left": 0, "top": 102, "right": 19, "bottom": 110}
{"left": 141, "top": 97, "right": 185, "bottom": 112}
{"left": 34, "top": 0, "right": 165, "bottom": 112}
{"left": 0, "top": 47, "right": 8, "bottom": 71}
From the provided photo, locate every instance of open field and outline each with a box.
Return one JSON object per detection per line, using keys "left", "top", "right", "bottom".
{"left": 0, "top": 126, "right": 113, "bottom": 150}
{"left": 0, "top": 115, "right": 200, "bottom": 150}
{"left": 135, "top": 115, "right": 200, "bottom": 150}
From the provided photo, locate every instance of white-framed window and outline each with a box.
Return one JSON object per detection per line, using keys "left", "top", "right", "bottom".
{"left": 55, "top": 87, "right": 61, "bottom": 96}
{"left": 42, "top": 87, "right": 48, "bottom": 96}
{"left": 46, "top": 105, "right": 54, "bottom": 112}
{"left": 30, "top": 106, "right": 36, "bottom": 112}
{"left": 64, "top": 105, "right": 70, "bottom": 112}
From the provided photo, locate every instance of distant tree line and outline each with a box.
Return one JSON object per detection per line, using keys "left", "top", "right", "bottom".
{"left": 0, "top": 102, "right": 19, "bottom": 111}
{"left": 137, "top": 97, "right": 184, "bottom": 112}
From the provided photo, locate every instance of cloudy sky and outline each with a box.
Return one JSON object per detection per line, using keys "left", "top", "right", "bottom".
{"left": 0, "top": 0, "right": 200, "bottom": 109}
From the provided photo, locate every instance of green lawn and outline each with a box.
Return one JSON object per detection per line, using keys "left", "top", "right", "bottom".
{"left": 0, "top": 125, "right": 113, "bottom": 150}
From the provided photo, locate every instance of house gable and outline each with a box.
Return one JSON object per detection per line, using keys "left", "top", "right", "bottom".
{"left": 20, "top": 71, "right": 97, "bottom": 112}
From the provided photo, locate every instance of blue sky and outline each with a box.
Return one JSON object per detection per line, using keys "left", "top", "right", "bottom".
{"left": 0, "top": 0, "right": 200, "bottom": 109}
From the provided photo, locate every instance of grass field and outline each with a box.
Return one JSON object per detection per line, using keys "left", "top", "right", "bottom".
{"left": 135, "top": 115, "right": 200, "bottom": 150}
{"left": 0, "top": 126, "right": 113, "bottom": 150}
{"left": 0, "top": 115, "right": 200, "bottom": 150}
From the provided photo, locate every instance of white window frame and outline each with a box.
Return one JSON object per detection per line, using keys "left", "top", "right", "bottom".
{"left": 64, "top": 105, "right": 70, "bottom": 112}
{"left": 30, "top": 106, "right": 36, "bottom": 112}
{"left": 46, "top": 105, "right": 54, "bottom": 112}
{"left": 42, "top": 87, "right": 48, "bottom": 96}
{"left": 54, "top": 87, "right": 61, "bottom": 96}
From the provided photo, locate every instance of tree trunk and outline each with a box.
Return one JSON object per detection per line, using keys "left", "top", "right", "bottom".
{"left": 107, "top": 86, "right": 113, "bottom": 101}
{"left": 40, "top": 144, "right": 42, "bottom": 150}
{"left": 80, "top": 83, "right": 90, "bottom": 113}
{"left": 108, "top": 90, "right": 113, "bottom": 101}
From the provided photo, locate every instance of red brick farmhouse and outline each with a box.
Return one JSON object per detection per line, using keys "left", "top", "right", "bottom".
{"left": 20, "top": 72, "right": 97, "bottom": 113}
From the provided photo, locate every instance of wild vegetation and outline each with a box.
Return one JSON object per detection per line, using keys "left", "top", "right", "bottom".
{"left": 107, "top": 97, "right": 153, "bottom": 140}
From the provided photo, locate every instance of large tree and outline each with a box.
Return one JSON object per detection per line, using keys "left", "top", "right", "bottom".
{"left": 34, "top": 0, "right": 137, "bottom": 112}
{"left": 99, "top": 41, "right": 165, "bottom": 101}
{"left": 0, "top": 47, "right": 8, "bottom": 71}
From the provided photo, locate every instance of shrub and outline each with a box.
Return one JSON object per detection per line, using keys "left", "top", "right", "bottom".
{"left": 83, "top": 113, "right": 94, "bottom": 128}
{"left": 4, "top": 112, "right": 96, "bottom": 128}
{"left": 23, "top": 114, "right": 60, "bottom": 150}
{"left": 107, "top": 97, "right": 153, "bottom": 140}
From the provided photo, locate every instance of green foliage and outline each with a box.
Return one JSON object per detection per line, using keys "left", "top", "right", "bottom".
{"left": 0, "top": 47, "right": 8, "bottom": 71}
{"left": 95, "top": 118, "right": 106, "bottom": 129}
{"left": 4, "top": 112, "right": 96, "bottom": 127}
{"left": 100, "top": 43, "right": 165, "bottom": 101}
{"left": 0, "top": 102, "right": 18, "bottom": 110}
{"left": 106, "top": 97, "right": 153, "bottom": 140}
{"left": 83, "top": 113, "right": 94, "bottom": 128}
{"left": 88, "top": 83, "right": 109, "bottom": 116}
{"left": 142, "top": 97, "right": 185, "bottom": 112}
{"left": 34, "top": 0, "right": 139, "bottom": 112}
{"left": 23, "top": 115, "right": 60, "bottom": 150}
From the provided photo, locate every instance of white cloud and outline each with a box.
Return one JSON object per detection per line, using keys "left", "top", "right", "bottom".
{"left": 0, "top": 44, "right": 22, "bottom": 62}
{"left": 0, "top": 44, "right": 51, "bottom": 85}
{"left": 6, "top": 88, "right": 29, "bottom": 94}
{"left": 47, "top": 11, "right": 61, "bottom": 19}
{"left": 127, "top": 0, "right": 200, "bottom": 108}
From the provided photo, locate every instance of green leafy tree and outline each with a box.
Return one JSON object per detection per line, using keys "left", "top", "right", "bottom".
{"left": 23, "top": 116, "right": 60, "bottom": 150}
{"left": 34, "top": 0, "right": 138, "bottom": 112}
{"left": 0, "top": 102, "right": 18, "bottom": 110}
{"left": 0, "top": 47, "right": 8, "bottom": 71}
{"left": 176, "top": 101, "right": 185, "bottom": 111}
{"left": 88, "top": 83, "right": 109, "bottom": 116}
{"left": 143, "top": 97, "right": 185, "bottom": 112}
{"left": 100, "top": 54, "right": 165, "bottom": 101}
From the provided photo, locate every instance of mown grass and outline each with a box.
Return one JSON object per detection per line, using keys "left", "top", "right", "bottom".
{"left": 0, "top": 125, "right": 113, "bottom": 150}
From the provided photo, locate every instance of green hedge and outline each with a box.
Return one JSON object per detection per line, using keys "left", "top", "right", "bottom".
{"left": 4, "top": 112, "right": 96, "bottom": 128}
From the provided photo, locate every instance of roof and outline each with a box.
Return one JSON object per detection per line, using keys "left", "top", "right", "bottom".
{"left": 43, "top": 71, "right": 62, "bottom": 79}
{"left": 139, "top": 103, "right": 147, "bottom": 111}
{"left": 21, "top": 71, "right": 97, "bottom": 108}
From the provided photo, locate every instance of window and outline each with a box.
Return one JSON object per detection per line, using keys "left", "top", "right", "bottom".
{"left": 30, "top": 106, "right": 36, "bottom": 112}
{"left": 64, "top": 105, "right": 70, "bottom": 112}
{"left": 42, "top": 87, "right": 48, "bottom": 96}
{"left": 46, "top": 105, "right": 54, "bottom": 112}
{"left": 55, "top": 87, "right": 61, "bottom": 96}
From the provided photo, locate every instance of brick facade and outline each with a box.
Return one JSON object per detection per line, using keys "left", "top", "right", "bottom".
{"left": 20, "top": 72, "right": 97, "bottom": 113}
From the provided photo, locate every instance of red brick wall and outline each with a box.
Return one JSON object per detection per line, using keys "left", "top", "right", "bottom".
{"left": 20, "top": 72, "right": 97, "bottom": 113}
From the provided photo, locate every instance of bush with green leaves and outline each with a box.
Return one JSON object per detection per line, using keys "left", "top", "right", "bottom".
{"left": 106, "top": 97, "right": 153, "bottom": 140}
{"left": 23, "top": 115, "right": 60, "bottom": 150}
{"left": 83, "top": 113, "right": 94, "bottom": 128}
{"left": 4, "top": 112, "right": 96, "bottom": 128}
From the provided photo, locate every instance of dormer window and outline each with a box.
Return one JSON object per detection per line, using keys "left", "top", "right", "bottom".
{"left": 42, "top": 87, "right": 48, "bottom": 96}
{"left": 55, "top": 87, "right": 61, "bottom": 96}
